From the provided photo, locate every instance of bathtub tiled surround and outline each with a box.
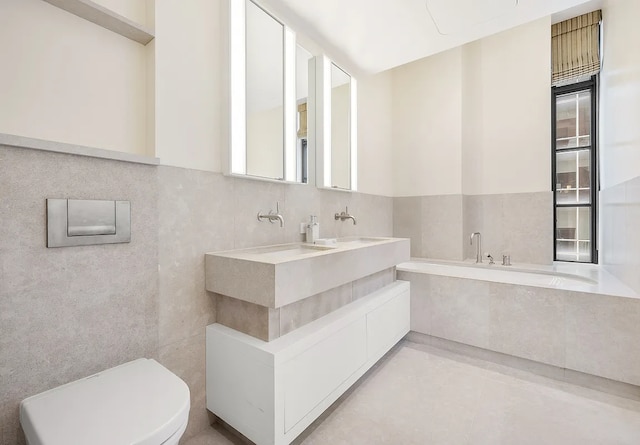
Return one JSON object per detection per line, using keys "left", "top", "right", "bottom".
{"left": 393, "top": 192, "right": 553, "bottom": 264}
{"left": 0, "top": 146, "right": 393, "bottom": 445}
{"left": 401, "top": 269, "right": 640, "bottom": 387}
{"left": 601, "top": 176, "right": 640, "bottom": 295}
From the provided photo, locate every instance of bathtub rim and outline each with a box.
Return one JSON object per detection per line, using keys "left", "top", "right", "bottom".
{"left": 398, "top": 257, "right": 639, "bottom": 299}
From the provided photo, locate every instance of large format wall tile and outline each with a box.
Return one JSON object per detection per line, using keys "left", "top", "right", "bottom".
{"left": 421, "top": 195, "right": 464, "bottom": 260}
{"left": 463, "top": 192, "right": 553, "bottom": 265}
{"left": 394, "top": 192, "right": 553, "bottom": 264}
{"left": 565, "top": 292, "right": 640, "bottom": 386}
{"left": 601, "top": 176, "right": 640, "bottom": 295}
{"left": 157, "top": 166, "right": 233, "bottom": 348}
{"left": 158, "top": 333, "right": 208, "bottom": 442}
{"left": 0, "top": 146, "right": 159, "bottom": 445}
{"left": 489, "top": 284, "right": 565, "bottom": 367}
{"left": 393, "top": 197, "right": 422, "bottom": 257}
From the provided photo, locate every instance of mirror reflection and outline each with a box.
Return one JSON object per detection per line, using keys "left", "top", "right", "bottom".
{"left": 296, "top": 45, "right": 313, "bottom": 184}
{"left": 330, "top": 63, "right": 351, "bottom": 189}
{"left": 245, "top": 0, "right": 284, "bottom": 180}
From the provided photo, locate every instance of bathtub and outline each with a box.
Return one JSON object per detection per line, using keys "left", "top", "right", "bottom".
{"left": 397, "top": 258, "right": 637, "bottom": 298}
{"left": 397, "top": 258, "right": 640, "bottom": 387}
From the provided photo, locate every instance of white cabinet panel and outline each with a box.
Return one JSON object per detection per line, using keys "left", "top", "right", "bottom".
{"left": 283, "top": 319, "right": 367, "bottom": 432}
{"left": 367, "top": 291, "right": 410, "bottom": 360}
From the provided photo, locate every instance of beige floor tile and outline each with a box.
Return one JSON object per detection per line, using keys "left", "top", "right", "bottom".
{"left": 194, "top": 341, "right": 640, "bottom": 445}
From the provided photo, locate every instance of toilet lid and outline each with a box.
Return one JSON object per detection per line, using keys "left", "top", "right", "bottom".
{"left": 20, "top": 359, "right": 190, "bottom": 445}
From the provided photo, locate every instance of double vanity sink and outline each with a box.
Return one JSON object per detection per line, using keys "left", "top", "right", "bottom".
{"left": 205, "top": 236, "right": 411, "bottom": 445}
{"left": 205, "top": 236, "right": 410, "bottom": 308}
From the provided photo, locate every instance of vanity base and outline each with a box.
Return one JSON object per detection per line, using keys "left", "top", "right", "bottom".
{"left": 206, "top": 281, "right": 410, "bottom": 445}
{"left": 214, "top": 268, "right": 396, "bottom": 341}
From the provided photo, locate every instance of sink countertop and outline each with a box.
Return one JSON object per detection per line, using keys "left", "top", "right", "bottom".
{"left": 205, "top": 237, "right": 410, "bottom": 308}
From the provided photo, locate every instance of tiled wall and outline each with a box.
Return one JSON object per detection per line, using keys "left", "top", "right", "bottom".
{"left": 0, "top": 148, "right": 393, "bottom": 445}
{"left": 393, "top": 195, "right": 464, "bottom": 261}
{"left": 393, "top": 192, "right": 553, "bottom": 265}
{"left": 0, "top": 146, "right": 159, "bottom": 444}
{"left": 462, "top": 192, "right": 553, "bottom": 265}
{"left": 600, "top": 176, "right": 640, "bottom": 295}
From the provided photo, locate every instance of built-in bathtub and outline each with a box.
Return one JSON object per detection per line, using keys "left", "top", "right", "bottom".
{"left": 398, "top": 258, "right": 636, "bottom": 297}
{"left": 397, "top": 259, "right": 640, "bottom": 389}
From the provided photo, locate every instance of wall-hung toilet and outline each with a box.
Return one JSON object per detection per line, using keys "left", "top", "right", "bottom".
{"left": 19, "top": 358, "right": 190, "bottom": 445}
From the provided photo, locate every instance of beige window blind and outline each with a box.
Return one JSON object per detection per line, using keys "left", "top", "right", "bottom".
{"left": 551, "top": 10, "right": 602, "bottom": 86}
{"left": 297, "top": 102, "right": 307, "bottom": 138}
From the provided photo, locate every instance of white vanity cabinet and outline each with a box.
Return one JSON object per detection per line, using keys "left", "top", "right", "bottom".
{"left": 206, "top": 281, "right": 410, "bottom": 445}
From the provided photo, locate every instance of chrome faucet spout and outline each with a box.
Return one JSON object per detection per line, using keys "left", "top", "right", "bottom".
{"left": 470, "top": 232, "right": 482, "bottom": 263}
{"left": 335, "top": 207, "right": 357, "bottom": 225}
{"left": 257, "top": 202, "right": 285, "bottom": 227}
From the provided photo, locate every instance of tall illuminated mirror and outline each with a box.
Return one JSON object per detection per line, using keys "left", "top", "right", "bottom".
{"left": 296, "top": 45, "right": 314, "bottom": 183}
{"left": 245, "top": 0, "right": 284, "bottom": 179}
{"left": 330, "top": 64, "right": 351, "bottom": 189}
{"left": 318, "top": 56, "right": 357, "bottom": 190}
{"left": 227, "top": 0, "right": 305, "bottom": 183}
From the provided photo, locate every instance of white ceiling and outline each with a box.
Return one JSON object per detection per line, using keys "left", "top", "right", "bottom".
{"left": 261, "top": 0, "right": 599, "bottom": 75}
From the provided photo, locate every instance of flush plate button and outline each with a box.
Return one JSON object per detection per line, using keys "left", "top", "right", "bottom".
{"left": 47, "top": 199, "right": 131, "bottom": 248}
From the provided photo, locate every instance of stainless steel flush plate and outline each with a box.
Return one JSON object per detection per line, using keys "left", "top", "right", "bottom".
{"left": 47, "top": 199, "right": 131, "bottom": 248}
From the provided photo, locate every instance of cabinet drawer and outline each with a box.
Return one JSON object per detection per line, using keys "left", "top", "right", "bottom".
{"left": 283, "top": 318, "right": 367, "bottom": 432}
{"left": 367, "top": 290, "right": 410, "bottom": 359}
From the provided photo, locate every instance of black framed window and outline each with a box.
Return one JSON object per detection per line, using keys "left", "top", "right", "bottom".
{"left": 552, "top": 76, "right": 598, "bottom": 263}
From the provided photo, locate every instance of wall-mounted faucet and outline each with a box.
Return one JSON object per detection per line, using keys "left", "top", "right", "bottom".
{"left": 335, "top": 207, "right": 357, "bottom": 225}
{"left": 257, "top": 202, "right": 284, "bottom": 227}
{"left": 470, "top": 232, "right": 482, "bottom": 263}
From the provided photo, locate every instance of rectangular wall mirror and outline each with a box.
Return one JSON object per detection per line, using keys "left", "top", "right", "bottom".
{"left": 317, "top": 56, "right": 357, "bottom": 191}
{"left": 245, "top": 0, "right": 284, "bottom": 180}
{"left": 296, "top": 45, "right": 314, "bottom": 184}
{"left": 330, "top": 64, "right": 351, "bottom": 190}
{"left": 226, "top": 0, "right": 314, "bottom": 184}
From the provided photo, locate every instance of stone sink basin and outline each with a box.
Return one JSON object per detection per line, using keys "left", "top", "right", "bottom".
{"left": 205, "top": 237, "right": 409, "bottom": 308}
{"left": 249, "top": 243, "right": 336, "bottom": 259}
{"left": 335, "top": 236, "right": 386, "bottom": 247}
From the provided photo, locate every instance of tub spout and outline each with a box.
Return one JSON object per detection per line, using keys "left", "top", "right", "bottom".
{"left": 470, "top": 232, "right": 482, "bottom": 264}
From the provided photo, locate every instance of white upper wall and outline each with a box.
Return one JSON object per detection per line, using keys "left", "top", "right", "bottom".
{"left": 91, "top": 0, "right": 149, "bottom": 26}
{"left": 391, "top": 48, "right": 463, "bottom": 197}
{"left": 0, "top": 0, "right": 148, "bottom": 155}
{"left": 391, "top": 16, "right": 551, "bottom": 197}
{"left": 357, "top": 71, "right": 394, "bottom": 197}
{"left": 462, "top": 17, "right": 552, "bottom": 195}
{"left": 154, "top": 0, "right": 222, "bottom": 172}
{"left": 599, "top": 0, "right": 640, "bottom": 188}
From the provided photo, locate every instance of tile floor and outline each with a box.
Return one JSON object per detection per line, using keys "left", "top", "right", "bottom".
{"left": 184, "top": 341, "right": 640, "bottom": 445}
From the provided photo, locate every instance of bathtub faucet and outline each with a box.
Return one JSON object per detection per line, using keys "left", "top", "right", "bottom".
{"left": 470, "top": 232, "right": 482, "bottom": 263}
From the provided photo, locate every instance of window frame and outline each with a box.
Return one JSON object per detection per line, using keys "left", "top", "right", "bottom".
{"left": 551, "top": 75, "right": 599, "bottom": 264}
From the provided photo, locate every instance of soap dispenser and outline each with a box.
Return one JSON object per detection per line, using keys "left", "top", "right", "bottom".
{"left": 306, "top": 215, "right": 319, "bottom": 244}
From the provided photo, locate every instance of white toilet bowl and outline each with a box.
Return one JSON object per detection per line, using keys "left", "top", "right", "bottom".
{"left": 20, "top": 358, "right": 190, "bottom": 445}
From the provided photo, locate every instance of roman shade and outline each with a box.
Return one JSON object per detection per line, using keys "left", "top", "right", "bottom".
{"left": 551, "top": 10, "right": 602, "bottom": 86}
{"left": 297, "top": 102, "right": 307, "bottom": 138}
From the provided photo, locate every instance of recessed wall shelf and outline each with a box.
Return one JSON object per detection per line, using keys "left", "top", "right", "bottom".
{"left": 0, "top": 133, "right": 160, "bottom": 166}
{"left": 41, "top": 0, "right": 154, "bottom": 45}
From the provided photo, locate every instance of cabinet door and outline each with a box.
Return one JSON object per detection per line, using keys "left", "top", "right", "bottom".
{"left": 283, "top": 319, "right": 367, "bottom": 432}
{"left": 367, "top": 290, "right": 410, "bottom": 361}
